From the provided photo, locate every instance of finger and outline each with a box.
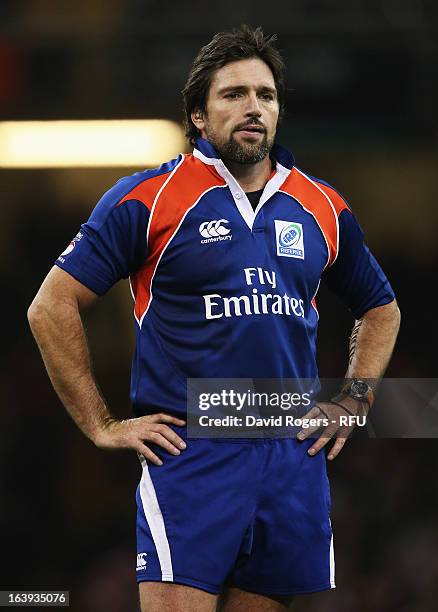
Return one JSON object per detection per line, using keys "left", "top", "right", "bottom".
{"left": 149, "top": 413, "right": 186, "bottom": 426}
{"left": 297, "top": 405, "right": 330, "bottom": 440}
{"left": 152, "top": 424, "right": 187, "bottom": 450}
{"left": 327, "top": 437, "right": 347, "bottom": 461}
{"left": 296, "top": 419, "right": 326, "bottom": 441}
{"left": 299, "top": 405, "right": 322, "bottom": 421}
{"left": 308, "top": 426, "right": 338, "bottom": 456}
{"left": 136, "top": 443, "right": 163, "bottom": 466}
{"left": 144, "top": 431, "right": 182, "bottom": 456}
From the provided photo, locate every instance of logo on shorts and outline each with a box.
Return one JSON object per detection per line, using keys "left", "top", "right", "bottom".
{"left": 199, "top": 219, "right": 232, "bottom": 244}
{"left": 136, "top": 552, "right": 148, "bottom": 571}
{"left": 274, "top": 220, "right": 304, "bottom": 259}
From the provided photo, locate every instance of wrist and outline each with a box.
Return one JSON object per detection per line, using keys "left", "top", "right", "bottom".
{"left": 337, "top": 378, "right": 375, "bottom": 409}
{"left": 329, "top": 395, "right": 367, "bottom": 416}
{"left": 91, "top": 414, "right": 118, "bottom": 446}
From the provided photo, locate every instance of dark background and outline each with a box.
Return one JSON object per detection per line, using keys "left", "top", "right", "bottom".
{"left": 1, "top": 1, "right": 437, "bottom": 611}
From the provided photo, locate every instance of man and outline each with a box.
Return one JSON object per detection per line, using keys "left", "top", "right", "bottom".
{"left": 28, "top": 25, "right": 400, "bottom": 612}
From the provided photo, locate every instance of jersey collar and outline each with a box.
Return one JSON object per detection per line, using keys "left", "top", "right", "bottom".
{"left": 193, "top": 137, "right": 295, "bottom": 231}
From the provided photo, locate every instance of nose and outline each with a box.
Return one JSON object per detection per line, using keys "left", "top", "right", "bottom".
{"left": 243, "top": 92, "right": 262, "bottom": 117}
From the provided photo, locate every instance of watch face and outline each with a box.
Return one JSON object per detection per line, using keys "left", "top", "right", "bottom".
{"left": 351, "top": 380, "right": 369, "bottom": 398}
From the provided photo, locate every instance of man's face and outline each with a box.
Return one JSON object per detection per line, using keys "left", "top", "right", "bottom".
{"left": 192, "top": 58, "right": 280, "bottom": 164}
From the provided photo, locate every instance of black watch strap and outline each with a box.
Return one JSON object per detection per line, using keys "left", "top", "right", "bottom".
{"left": 339, "top": 379, "right": 374, "bottom": 408}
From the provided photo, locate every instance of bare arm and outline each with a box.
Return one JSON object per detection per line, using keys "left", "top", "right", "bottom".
{"left": 345, "top": 299, "right": 401, "bottom": 379}
{"left": 28, "top": 266, "right": 186, "bottom": 464}
{"left": 298, "top": 299, "right": 401, "bottom": 458}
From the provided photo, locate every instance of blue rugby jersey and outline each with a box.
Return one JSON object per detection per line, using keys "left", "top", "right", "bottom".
{"left": 55, "top": 138, "right": 395, "bottom": 416}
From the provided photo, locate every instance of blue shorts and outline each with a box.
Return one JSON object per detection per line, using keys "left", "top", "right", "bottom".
{"left": 136, "top": 429, "right": 335, "bottom": 596}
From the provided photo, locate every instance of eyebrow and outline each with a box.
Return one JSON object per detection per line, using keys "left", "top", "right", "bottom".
{"left": 216, "top": 85, "right": 277, "bottom": 96}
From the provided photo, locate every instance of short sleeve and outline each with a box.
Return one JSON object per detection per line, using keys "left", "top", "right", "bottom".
{"left": 55, "top": 186, "right": 150, "bottom": 295}
{"left": 324, "top": 208, "right": 395, "bottom": 319}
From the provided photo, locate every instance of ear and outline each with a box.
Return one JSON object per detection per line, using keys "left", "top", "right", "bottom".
{"left": 191, "top": 108, "right": 205, "bottom": 131}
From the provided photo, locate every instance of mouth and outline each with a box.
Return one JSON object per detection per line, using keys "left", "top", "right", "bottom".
{"left": 236, "top": 125, "right": 265, "bottom": 134}
{"left": 235, "top": 126, "right": 265, "bottom": 138}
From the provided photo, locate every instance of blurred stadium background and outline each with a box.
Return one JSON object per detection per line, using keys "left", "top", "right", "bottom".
{"left": 1, "top": 1, "right": 437, "bottom": 610}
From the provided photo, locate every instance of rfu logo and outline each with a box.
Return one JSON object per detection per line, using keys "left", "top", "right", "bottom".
{"left": 199, "top": 219, "right": 232, "bottom": 244}
{"left": 136, "top": 552, "right": 148, "bottom": 571}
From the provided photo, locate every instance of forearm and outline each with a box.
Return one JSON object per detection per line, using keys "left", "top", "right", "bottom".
{"left": 28, "top": 297, "right": 112, "bottom": 443}
{"left": 346, "top": 299, "right": 401, "bottom": 382}
{"left": 300, "top": 299, "right": 401, "bottom": 460}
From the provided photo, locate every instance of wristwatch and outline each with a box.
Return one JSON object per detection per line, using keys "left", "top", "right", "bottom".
{"left": 341, "top": 379, "right": 374, "bottom": 407}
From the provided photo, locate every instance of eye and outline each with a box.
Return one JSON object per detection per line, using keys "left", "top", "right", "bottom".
{"left": 260, "top": 92, "right": 275, "bottom": 101}
{"left": 225, "top": 92, "right": 242, "bottom": 99}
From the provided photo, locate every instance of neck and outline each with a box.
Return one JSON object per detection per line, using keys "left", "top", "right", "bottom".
{"left": 223, "top": 156, "right": 272, "bottom": 192}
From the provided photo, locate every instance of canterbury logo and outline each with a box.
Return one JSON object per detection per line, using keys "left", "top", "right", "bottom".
{"left": 199, "top": 219, "right": 231, "bottom": 238}
{"left": 136, "top": 553, "right": 147, "bottom": 571}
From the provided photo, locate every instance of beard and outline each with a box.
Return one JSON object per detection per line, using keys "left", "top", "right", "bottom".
{"left": 204, "top": 123, "right": 274, "bottom": 165}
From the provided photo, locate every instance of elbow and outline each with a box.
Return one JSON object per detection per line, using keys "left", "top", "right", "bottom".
{"left": 394, "top": 300, "right": 401, "bottom": 329}
{"left": 27, "top": 299, "right": 40, "bottom": 331}
{"left": 388, "top": 299, "right": 401, "bottom": 332}
{"left": 27, "top": 295, "right": 49, "bottom": 332}
{"left": 384, "top": 298, "right": 402, "bottom": 335}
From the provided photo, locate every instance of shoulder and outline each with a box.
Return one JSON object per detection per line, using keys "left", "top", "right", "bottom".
{"left": 101, "top": 155, "right": 184, "bottom": 211}
{"left": 87, "top": 155, "right": 183, "bottom": 227}
{"left": 293, "top": 167, "right": 351, "bottom": 217}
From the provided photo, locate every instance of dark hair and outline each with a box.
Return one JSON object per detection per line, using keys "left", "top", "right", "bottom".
{"left": 182, "top": 25, "right": 286, "bottom": 146}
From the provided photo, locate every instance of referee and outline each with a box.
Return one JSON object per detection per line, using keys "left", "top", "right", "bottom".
{"left": 28, "top": 25, "right": 400, "bottom": 612}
